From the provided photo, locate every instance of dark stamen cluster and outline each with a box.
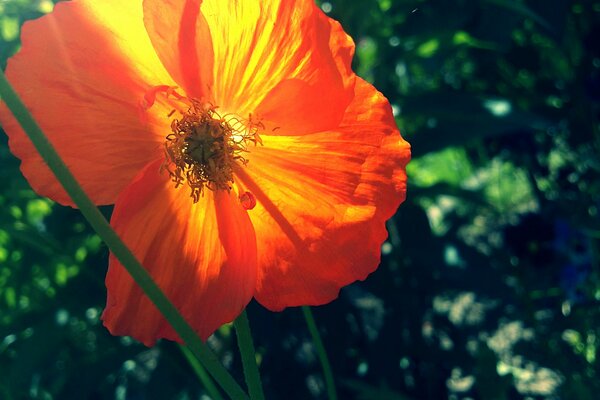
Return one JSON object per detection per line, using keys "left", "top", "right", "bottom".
{"left": 163, "top": 101, "right": 261, "bottom": 202}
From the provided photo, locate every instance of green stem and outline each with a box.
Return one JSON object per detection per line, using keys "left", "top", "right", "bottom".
{"left": 302, "top": 306, "right": 337, "bottom": 400}
{"left": 179, "top": 344, "right": 224, "bottom": 400}
{"left": 233, "top": 311, "right": 265, "bottom": 400}
{"left": 0, "top": 70, "right": 248, "bottom": 400}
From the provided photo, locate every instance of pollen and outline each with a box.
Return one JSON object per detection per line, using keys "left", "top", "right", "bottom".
{"left": 163, "top": 100, "right": 262, "bottom": 202}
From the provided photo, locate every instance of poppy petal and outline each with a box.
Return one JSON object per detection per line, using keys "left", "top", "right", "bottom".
{"left": 198, "top": 0, "right": 354, "bottom": 133}
{"left": 102, "top": 160, "right": 257, "bottom": 345}
{"left": 237, "top": 78, "right": 410, "bottom": 310}
{"left": 0, "top": 0, "right": 175, "bottom": 206}
{"left": 254, "top": 14, "right": 357, "bottom": 136}
{"left": 142, "top": 0, "right": 214, "bottom": 101}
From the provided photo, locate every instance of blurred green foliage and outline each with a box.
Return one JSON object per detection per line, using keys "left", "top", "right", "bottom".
{"left": 1, "top": 0, "right": 600, "bottom": 399}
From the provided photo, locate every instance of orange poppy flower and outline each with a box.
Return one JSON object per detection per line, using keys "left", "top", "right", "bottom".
{"left": 0, "top": 0, "right": 410, "bottom": 346}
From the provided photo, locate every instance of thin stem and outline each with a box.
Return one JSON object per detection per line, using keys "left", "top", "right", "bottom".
{"left": 0, "top": 70, "right": 248, "bottom": 400}
{"left": 179, "top": 344, "right": 224, "bottom": 400}
{"left": 302, "top": 306, "right": 337, "bottom": 400}
{"left": 233, "top": 310, "right": 265, "bottom": 400}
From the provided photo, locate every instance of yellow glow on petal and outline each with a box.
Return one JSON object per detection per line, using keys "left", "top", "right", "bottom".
{"left": 79, "top": 1, "right": 174, "bottom": 88}
{"left": 200, "top": 0, "right": 323, "bottom": 116}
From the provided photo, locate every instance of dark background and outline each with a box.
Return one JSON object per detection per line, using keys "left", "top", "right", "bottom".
{"left": 1, "top": 0, "right": 599, "bottom": 398}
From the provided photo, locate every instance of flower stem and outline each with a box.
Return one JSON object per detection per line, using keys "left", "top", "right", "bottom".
{"left": 0, "top": 70, "right": 248, "bottom": 400}
{"left": 179, "top": 344, "right": 224, "bottom": 400}
{"left": 233, "top": 310, "right": 265, "bottom": 400}
{"left": 302, "top": 306, "right": 338, "bottom": 400}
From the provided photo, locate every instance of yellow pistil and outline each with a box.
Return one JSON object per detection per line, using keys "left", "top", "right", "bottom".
{"left": 163, "top": 100, "right": 262, "bottom": 202}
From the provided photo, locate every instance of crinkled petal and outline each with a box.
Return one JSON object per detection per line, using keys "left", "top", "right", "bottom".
{"left": 198, "top": 0, "right": 354, "bottom": 134}
{"left": 0, "top": 0, "right": 175, "bottom": 206}
{"left": 236, "top": 78, "right": 410, "bottom": 310}
{"left": 142, "top": 0, "right": 214, "bottom": 101}
{"left": 102, "top": 161, "right": 257, "bottom": 345}
{"left": 254, "top": 15, "right": 356, "bottom": 135}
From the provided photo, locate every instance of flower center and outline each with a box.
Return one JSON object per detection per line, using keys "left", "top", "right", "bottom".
{"left": 163, "top": 100, "right": 261, "bottom": 202}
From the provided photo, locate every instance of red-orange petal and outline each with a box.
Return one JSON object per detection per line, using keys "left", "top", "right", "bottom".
{"left": 253, "top": 12, "right": 357, "bottom": 135}
{"left": 0, "top": 1, "right": 175, "bottom": 206}
{"left": 142, "top": 0, "right": 214, "bottom": 101}
{"left": 236, "top": 78, "right": 410, "bottom": 310}
{"left": 197, "top": 0, "right": 354, "bottom": 132}
{"left": 102, "top": 161, "right": 257, "bottom": 345}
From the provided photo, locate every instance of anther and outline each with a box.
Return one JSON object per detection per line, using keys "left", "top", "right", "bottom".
{"left": 162, "top": 99, "right": 262, "bottom": 202}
